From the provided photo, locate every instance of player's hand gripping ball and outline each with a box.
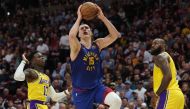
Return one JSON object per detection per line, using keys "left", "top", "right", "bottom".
{"left": 80, "top": 2, "right": 98, "bottom": 20}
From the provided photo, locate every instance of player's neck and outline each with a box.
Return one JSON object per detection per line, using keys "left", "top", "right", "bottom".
{"left": 157, "top": 51, "right": 165, "bottom": 56}
{"left": 32, "top": 65, "right": 44, "bottom": 73}
{"left": 80, "top": 39, "right": 92, "bottom": 49}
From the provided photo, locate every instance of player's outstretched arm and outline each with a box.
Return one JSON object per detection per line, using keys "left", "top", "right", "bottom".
{"left": 94, "top": 5, "right": 121, "bottom": 50}
{"left": 14, "top": 60, "right": 27, "bottom": 81}
{"left": 49, "top": 86, "right": 70, "bottom": 102}
{"left": 155, "top": 54, "right": 172, "bottom": 96}
{"left": 14, "top": 53, "right": 38, "bottom": 82}
{"left": 69, "top": 5, "right": 82, "bottom": 61}
{"left": 14, "top": 53, "right": 29, "bottom": 81}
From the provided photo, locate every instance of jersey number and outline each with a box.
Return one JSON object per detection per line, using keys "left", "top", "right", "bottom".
{"left": 44, "top": 86, "right": 48, "bottom": 96}
{"left": 89, "top": 57, "right": 95, "bottom": 65}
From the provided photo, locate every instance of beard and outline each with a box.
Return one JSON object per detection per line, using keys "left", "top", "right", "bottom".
{"left": 150, "top": 46, "right": 162, "bottom": 56}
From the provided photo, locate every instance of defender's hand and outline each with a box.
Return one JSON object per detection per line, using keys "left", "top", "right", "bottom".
{"left": 98, "top": 104, "right": 106, "bottom": 109}
{"left": 22, "top": 53, "right": 29, "bottom": 64}
{"left": 68, "top": 85, "right": 72, "bottom": 94}
{"left": 67, "top": 80, "right": 72, "bottom": 94}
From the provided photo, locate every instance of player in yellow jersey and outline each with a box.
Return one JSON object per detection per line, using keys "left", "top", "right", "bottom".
{"left": 14, "top": 52, "right": 71, "bottom": 109}
{"left": 150, "top": 38, "right": 184, "bottom": 109}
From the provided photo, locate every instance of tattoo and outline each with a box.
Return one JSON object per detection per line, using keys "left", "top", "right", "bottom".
{"left": 155, "top": 53, "right": 172, "bottom": 96}
{"left": 24, "top": 68, "right": 38, "bottom": 83}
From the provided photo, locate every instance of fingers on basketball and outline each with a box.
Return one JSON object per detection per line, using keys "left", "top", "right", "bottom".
{"left": 80, "top": 2, "right": 98, "bottom": 20}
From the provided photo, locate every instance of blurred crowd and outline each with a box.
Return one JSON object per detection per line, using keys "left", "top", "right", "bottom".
{"left": 0, "top": 0, "right": 190, "bottom": 109}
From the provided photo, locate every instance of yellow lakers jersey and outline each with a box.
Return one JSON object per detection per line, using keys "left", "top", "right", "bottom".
{"left": 153, "top": 52, "right": 180, "bottom": 93}
{"left": 27, "top": 70, "right": 50, "bottom": 101}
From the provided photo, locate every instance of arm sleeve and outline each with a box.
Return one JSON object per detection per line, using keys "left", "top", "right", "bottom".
{"left": 14, "top": 60, "right": 26, "bottom": 81}
{"left": 49, "top": 86, "right": 69, "bottom": 102}
{"left": 51, "top": 102, "right": 60, "bottom": 109}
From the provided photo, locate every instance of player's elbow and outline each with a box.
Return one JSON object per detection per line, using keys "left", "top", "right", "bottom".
{"left": 51, "top": 94, "right": 62, "bottom": 102}
{"left": 14, "top": 73, "right": 25, "bottom": 81}
{"left": 51, "top": 94, "right": 58, "bottom": 102}
{"left": 51, "top": 97, "right": 57, "bottom": 102}
{"left": 112, "top": 32, "right": 121, "bottom": 39}
{"left": 116, "top": 32, "right": 121, "bottom": 38}
{"left": 114, "top": 96, "right": 122, "bottom": 106}
{"left": 110, "top": 95, "right": 122, "bottom": 108}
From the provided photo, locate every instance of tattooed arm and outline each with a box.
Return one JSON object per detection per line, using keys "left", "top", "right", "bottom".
{"left": 154, "top": 54, "right": 172, "bottom": 96}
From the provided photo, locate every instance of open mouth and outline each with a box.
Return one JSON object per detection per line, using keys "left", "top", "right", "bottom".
{"left": 83, "top": 31, "right": 88, "bottom": 35}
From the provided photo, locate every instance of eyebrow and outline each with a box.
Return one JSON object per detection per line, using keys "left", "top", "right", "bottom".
{"left": 80, "top": 25, "right": 89, "bottom": 29}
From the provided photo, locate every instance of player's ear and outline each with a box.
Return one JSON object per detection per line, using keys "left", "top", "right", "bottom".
{"left": 90, "top": 31, "right": 94, "bottom": 41}
{"left": 90, "top": 31, "right": 93, "bottom": 36}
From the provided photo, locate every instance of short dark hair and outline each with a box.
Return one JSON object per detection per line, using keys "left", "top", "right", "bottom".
{"left": 28, "top": 51, "right": 38, "bottom": 62}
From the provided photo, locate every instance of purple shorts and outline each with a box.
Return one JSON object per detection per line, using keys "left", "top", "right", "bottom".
{"left": 29, "top": 100, "right": 46, "bottom": 109}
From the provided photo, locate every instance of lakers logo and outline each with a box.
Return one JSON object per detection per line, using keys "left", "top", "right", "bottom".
{"left": 39, "top": 78, "right": 49, "bottom": 84}
{"left": 83, "top": 51, "right": 99, "bottom": 71}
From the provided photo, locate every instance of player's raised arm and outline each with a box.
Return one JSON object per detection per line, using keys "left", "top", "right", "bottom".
{"left": 14, "top": 53, "right": 38, "bottom": 82}
{"left": 69, "top": 5, "right": 82, "bottom": 61}
{"left": 155, "top": 54, "right": 172, "bottom": 96}
{"left": 14, "top": 61, "right": 26, "bottom": 81}
{"left": 94, "top": 5, "right": 121, "bottom": 51}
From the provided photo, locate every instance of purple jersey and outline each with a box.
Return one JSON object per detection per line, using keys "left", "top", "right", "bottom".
{"left": 70, "top": 43, "right": 103, "bottom": 89}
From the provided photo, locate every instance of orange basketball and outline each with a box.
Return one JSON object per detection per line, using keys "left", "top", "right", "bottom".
{"left": 80, "top": 2, "right": 98, "bottom": 20}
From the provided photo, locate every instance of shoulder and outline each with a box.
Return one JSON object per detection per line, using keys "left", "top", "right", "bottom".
{"left": 93, "top": 41, "right": 101, "bottom": 51}
{"left": 92, "top": 42, "right": 99, "bottom": 49}
{"left": 157, "top": 53, "right": 168, "bottom": 60}
{"left": 24, "top": 68, "right": 38, "bottom": 77}
{"left": 142, "top": 87, "right": 147, "bottom": 91}
{"left": 43, "top": 43, "right": 48, "bottom": 47}
{"left": 155, "top": 52, "right": 169, "bottom": 66}
{"left": 24, "top": 68, "right": 35, "bottom": 73}
{"left": 24, "top": 68, "right": 39, "bottom": 82}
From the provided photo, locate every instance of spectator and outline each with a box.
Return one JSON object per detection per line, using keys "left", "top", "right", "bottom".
{"left": 36, "top": 38, "right": 49, "bottom": 55}
{"left": 134, "top": 81, "right": 147, "bottom": 101}
{"left": 0, "top": 96, "right": 5, "bottom": 109}
{"left": 52, "top": 62, "right": 65, "bottom": 80}
{"left": 52, "top": 79, "right": 64, "bottom": 92}
{"left": 102, "top": 54, "right": 115, "bottom": 70}
{"left": 141, "top": 102, "right": 148, "bottom": 109}
{"left": 7, "top": 100, "right": 16, "bottom": 109}
{"left": 115, "top": 77, "right": 125, "bottom": 92}
{"left": 59, "top": 32, "right": 70, "bottom": 61}
{"left": 181, "top": 82, "right": 190, "bottom": 108}
{"left": 128, "top": 102, "right": 135, "bottom": 109}
{"left": 136, "top": 43, "right": 152, "bottom": 64}
{"left": 3, "top": 48, "right": 14, "bottom": 63}
{"left": 135, "top": 97, "right": 147, "bottom": 109}
{"left": 124, "top": 80, "right": 133, "bottom": 101}
{"left": 120, "top": 97, "right": 129, "bottom": 109}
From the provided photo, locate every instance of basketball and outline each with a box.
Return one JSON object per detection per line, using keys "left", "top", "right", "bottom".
{"left": 80, "top": 2, "right": 98, "bottom": 20}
